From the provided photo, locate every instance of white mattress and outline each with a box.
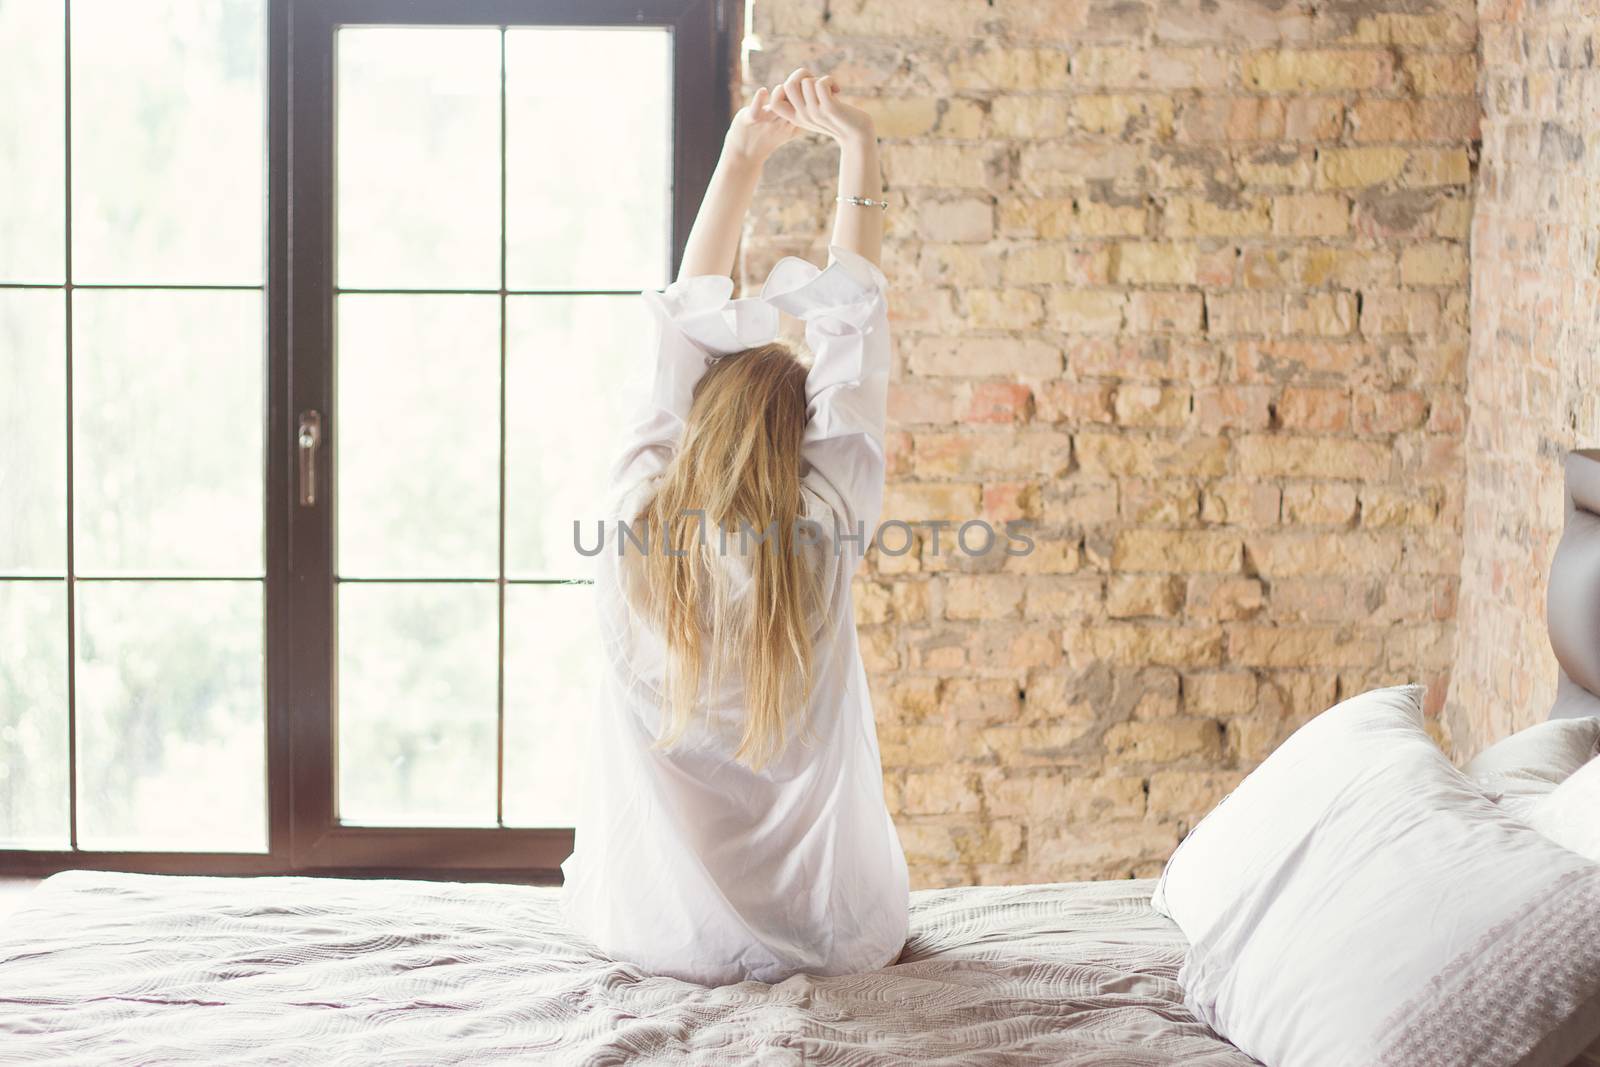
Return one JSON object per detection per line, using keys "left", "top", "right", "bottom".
{"left": 0, "top": 870, "right": 1255, "bottom": 1065}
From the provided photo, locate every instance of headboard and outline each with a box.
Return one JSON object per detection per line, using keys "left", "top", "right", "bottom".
{"left": 1548, "top": 448, "right": 1600, "bottom": 720}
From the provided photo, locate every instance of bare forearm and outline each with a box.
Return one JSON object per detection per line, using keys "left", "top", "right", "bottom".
{"left": 830, "top": 136, "right": 883, "bottom": 268}
{"left": 677, "top": 148, "right": 765, "bottom": 282}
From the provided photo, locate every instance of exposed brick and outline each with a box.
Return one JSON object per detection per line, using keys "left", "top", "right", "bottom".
{"left": 1200, "top": 480, "right": 1282, "bottom": 527}
{"left": 1400, "top": 242, "right": 1469, "bottom": 286}
{"left": 1048, "top": 289, "right": 1128, "bottom": 333}
{"left": 984, "top": 773, "right": 1146, "bottom": 819}
{"left": 991, "top": 95, "right": 1073, "bottom": 140}
{"left": 1128, "top": 291, "right": 1205, "bottom": 334}
{"left": 1283, "top": 482, "right": 1360, "bottom": 525}
{"left": 944, "top": 575, "right": 1025, "bottom": 620}
{"left": 947, "top": 46, "right": 1072, "bottom": 91}
{"left": 1227, "top": 623, "right": 1382, "bottom": 667}
{"left": 1275, "top": 386, "right": 1351, "bottom": 432}
{"left": 1317, "top": 147, "right": 1409, "bottom": 189}
{"left": 1000, "top": 197, "right": 1146, "bottom": 239}
{"left": 966, "top": 288, "right": 1046, "bottom": 329}
{"left": 1112, "top": 385, "right": 1191, "bottom": 427}
{"left": 1186, "top": 575, "right": 1267, "bottom": 620}
{"left": 745, "top": 0, "right": 1477, "bottom": 892}
{"left": 1271, "top": 193, "right": 1350, "bottom": 237}
{"left": 1074, "top": 94, "right": 1176, "bottom": 138}
{"left": 1107, "top": 574, "right": 1183, "bottom": 618}
{"left": 1184, "top": 671, "right": 1259, "bottom": 716}
{"left": 1401, "top": 53, "right": 1475, "bottom": 96}
{"left": 1179, "top": 96, "right": 1287, "bottom": 142}
{"left": 1023, "top": 575, "right": 1103, "bottom": 619}
{"left": 904, "top": 337, "right": 1063, "bottom": 378}
{"left": 1035, "top": 381, "right": 1114, "bottom": 425}
{"left": 1235, "top": 435, "right": 1392, "bottom": 479}
{"left": 1112, "top": 529, "right": 1242, "bottom": 573}
{"left": 1194, "top": 385, "right": 1274, "bottom": 432}
{"left": 1076, "top": 434, "right": 1230, "bottom": 478}
{"left": 965, "top": 381, "right": 1034, "bottom": 424}
{"left": 883, "top": 483, "right": 983, "bottom": 523}
{"left": 884, "top": 144, "right": 1005, "bottom": 190}
{"left": 1113, "top": 242, "right": 1199, "bottom": 285}
{"left": 1147, "top": 770, "right": 1245, "bottom": 820}
{"left": 1242, "top": 50, "right": 1394, "bottom": 92}
{"left": 1104, "top": 718, "right": 1225, "bottom": 763}
{"left": 1244, "top": 532, "right": 1402, "bottom": 576}
{"left": 914, "top": 198, "right": 996, "bottom": 243}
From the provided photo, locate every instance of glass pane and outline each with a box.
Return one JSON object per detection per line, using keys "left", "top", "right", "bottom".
{"left": 0, "top": 581, "right": 69, "bottom": 848}
{"left": 75, "top": 580, "right": 266, "bottom": 851}
{"left": 71, "top": 0, "right": 264, "bottom": 284}
{"left": 505, "top": 295, "right": 650, "bottom": 578}
{"left": 0, "top": 0, "right": 65, "bottom": 283}
{"left": 502, "top": 583, "right": 597, "bottom": 828}
{"left": 73, "top": 290, "right": 263, "bottom": 576}
{"left": 337, "top": 583, "right": 497, "bottom": 826}
{"left": 0, "top": 290, "right": 66, "bottom": 574}
{"left": 505, "top": 28, "right": 671, "bottom": 290}
{"left": 337, "top": 27, "right": 500, "bottom": 290}
{"left": 336, "top": 295, "right": 499, "bottom": 578}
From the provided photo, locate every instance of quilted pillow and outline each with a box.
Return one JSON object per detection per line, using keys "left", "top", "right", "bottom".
{"left": 1154, "top": 685, "right": 1600, "bottom": 1067}
{"left": 1463, "top": 717, "right": 1600, "bottom": 819}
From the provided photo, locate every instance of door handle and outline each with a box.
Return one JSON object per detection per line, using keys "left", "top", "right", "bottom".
{"left": 297, "top": 410, "right": 322, "bottom": 507}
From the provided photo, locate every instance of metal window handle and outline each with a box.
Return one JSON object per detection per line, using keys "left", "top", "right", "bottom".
{"left": 297, "top": 410, "right": 322, "bottom": 507}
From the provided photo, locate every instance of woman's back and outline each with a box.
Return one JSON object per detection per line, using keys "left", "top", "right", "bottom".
{"left": 564, "top": 485, "right": 905, "bottom": 985}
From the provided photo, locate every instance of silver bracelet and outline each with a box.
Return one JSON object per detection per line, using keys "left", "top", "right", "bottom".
{"left": 837, "top": 195, "right": 888, "bottom": 210}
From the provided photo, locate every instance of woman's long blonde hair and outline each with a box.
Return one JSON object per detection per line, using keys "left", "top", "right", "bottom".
{"left": 634, "top": 342, "right": 821, "bottom": 769}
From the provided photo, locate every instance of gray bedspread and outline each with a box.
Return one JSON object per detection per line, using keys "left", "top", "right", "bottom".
{"left": 0, "top": 870, "right": 1255, "bottom": 1065}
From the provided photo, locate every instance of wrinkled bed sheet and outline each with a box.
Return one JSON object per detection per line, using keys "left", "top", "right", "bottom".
{"left": 0, "top": 870, "right": 1257, "bottom": 1065}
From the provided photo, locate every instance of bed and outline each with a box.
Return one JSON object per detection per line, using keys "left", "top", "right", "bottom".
{"left": 4, "top": 450, "right": 1598, "bottom": 1065}
{"left": 0, "top": 873, "right": 1253, "bottom": 1065}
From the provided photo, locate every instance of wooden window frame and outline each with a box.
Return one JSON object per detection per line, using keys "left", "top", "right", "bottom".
{"left": 0, "top": 0, "right": 733, "bottom": 883}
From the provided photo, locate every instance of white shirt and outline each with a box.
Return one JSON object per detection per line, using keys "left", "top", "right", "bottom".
{"left": 560, "top": 245, "right": 910, "bottom": 986}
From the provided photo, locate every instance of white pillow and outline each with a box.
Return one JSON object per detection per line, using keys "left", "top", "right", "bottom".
{"left": 1527, "top": 755, "right": 1600, "bottom": 861}
{"left": 1464, "top": 717, "right": 1600, "bottom": 818}
{"left": 1154, "top": 685, "right": 1600, "bottom": 1067}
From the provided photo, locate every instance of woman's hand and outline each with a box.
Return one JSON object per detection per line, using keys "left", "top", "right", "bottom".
{"left": 767, "top": 68, "right": 876, "bottom": 147}
{"left": 723, "top": 86, "right": 800, "bottom": 166}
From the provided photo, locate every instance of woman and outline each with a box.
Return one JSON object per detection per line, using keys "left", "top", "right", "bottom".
{"left": 561, "top": 68, "right": 909, "bottom": 986}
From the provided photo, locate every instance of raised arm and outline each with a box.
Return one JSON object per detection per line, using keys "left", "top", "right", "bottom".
{"left": 608, "top": 90, "right": 797, "bottom": 501}
{"left": 768, "top": 69, "right": 883, "bottom": 269}
{"left": 766, "top": 73, "right": 889, "bottom": 561}
{"left": 677, "top": 87, "right": 798, "bottom": 282}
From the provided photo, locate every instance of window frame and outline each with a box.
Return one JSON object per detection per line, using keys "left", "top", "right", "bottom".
{"left": 0, "top": 0, "right": 733, "bottom": 883}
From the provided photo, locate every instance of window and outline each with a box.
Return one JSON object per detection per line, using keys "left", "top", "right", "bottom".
{"left": 0, "top": 0, "right": 728, "bottom": 879}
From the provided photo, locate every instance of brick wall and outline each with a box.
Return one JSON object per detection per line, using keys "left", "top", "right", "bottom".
{"left": 1447, "top": 0, "right": 1600, "bottom": 755}
{"left": 741, "top": 0, "right": 1477, "bottom": 887}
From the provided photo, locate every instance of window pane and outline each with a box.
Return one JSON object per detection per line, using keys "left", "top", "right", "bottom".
{"left": 338, "top": 583, "right": 497, "bottom": 826}
{"left": 337, "top": 27, "right": 500, "bottom": 290}
{"left": 505, "top": 28, "right": 671, "bottom": 290}
{"left": 75, "top": 580, "right": 265, "bottom": 851}
{"left": 0, "top": 581, "right": 69, "bottom": 848}
{"left": 73, "top": 290, "right": 263, "bottom": 576}
{"left": 0, "top": 290, "right": 66, "bottom": 575}
{"left": 336, "top": 295, "right": 499, "bottom": 579}
{"left": 70, "top": 0, "right": 264, "bottom": 284}
{"left": 502, "top": 583, "right": 597, "bottom": 828}
{"left": 505, "top": 295, "right": 650, "bottom": 578}
{"left": 0, "top": 0, "right": 65, "bottom": 283}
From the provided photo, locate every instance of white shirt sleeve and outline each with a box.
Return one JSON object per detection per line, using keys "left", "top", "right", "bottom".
{"left": 761, "top": 244, "right": 892, "bottom": 564}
